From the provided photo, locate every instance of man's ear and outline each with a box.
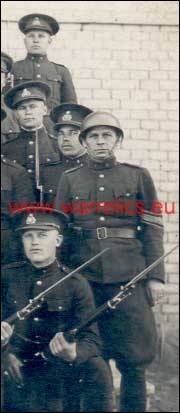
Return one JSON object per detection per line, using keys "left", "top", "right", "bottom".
{"left": 82, "top": 139, "right": 87, "bottom": 149}
{"left": 42, "top": 103, "right": 48, "bottom": 116}
{"left": 48, "top": 36, "right": 53, "bottom": 45}
{"left": 56, "top": 233, "right": 63, "bottom": 248}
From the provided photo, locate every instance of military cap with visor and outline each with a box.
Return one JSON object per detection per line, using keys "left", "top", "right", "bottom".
{"left": 12, "top": 207, "right": 69, "bottom": 233}
{"left": 1, "top": 52, "right": 13, "bottom": 74}
{"left": 79, "top": 111, "right": 124, "bottom": 143}
{"left": 4, "top": 81, "right": 51, "bottom": 109}
{"left": 18, "top": 13, "right": 59, "bottom": 35}
{"left": 51, "top": 103, "right": 92, "bottom": 131}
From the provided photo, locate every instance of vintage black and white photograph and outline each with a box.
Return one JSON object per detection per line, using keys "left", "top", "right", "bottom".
{"left": 1, "top": 1, "right": 179, "bottom": 412}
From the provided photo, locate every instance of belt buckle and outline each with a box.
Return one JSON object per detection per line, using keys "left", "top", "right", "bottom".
{"left": 97, "top": 227, "right": 107, "bottom": 240}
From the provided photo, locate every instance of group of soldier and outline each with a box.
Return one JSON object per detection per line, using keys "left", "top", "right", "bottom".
{"left": 1, "top": 13, "right": 166, "bottom": 413}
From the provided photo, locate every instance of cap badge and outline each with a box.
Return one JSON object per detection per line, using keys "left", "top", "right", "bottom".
{"left": 62, "top": 111, "right": 72, "bottom": 121}
{"left": 32, "top": 17, "right": 41, "bottom": 26}
{"left": 21, "top": 89, "right": 31, "bottom": 98}
{"left": 26, "top": 213, "right": 37, "bottom": 225}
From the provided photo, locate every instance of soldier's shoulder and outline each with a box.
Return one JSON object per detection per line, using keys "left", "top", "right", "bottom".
{"left": 2, "top": 132, "right": 20, "bottom": 144}
{"left": 13, "top": 59, "right": 26, "bottom": 68}
{"left": 64, "top": 165, "right": 84, "bottom": 175}
{"left": 2, "top": 260, "right": 27, "bottom": 271}
{"left": 1, "top": 157, "right": 23, "bottom": 171}
{"left": 118, "top": 162, "right": 143, "bottom": 170}
{"left": 51, "top": 62, "right": 70, "bottom": 75}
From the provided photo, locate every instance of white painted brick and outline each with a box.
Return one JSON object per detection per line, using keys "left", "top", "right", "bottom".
{"left": 131, "top": 110, "right": 149, "bottom": 120}
{"left": 149, "top": 111, "right": 167, "bottom": 120}
{"left": 160, "top": 121, "right": 179, "bottom": 131}
{"left": 93, "top": 89, "right": 111, "bottom": 99}
{"left": 141, "top": 120, "right": 159, "bottom": 130}
{"left": 76, "top": 79, "right": 101, "bottom": 89}
{"left": 141, "top": 80, "right": 159, "bottom": 91}
{"left": 150, "top": 71, "right": 168, "bottom": 80}
{"left": 130, "top": 71, "right": 148, "bottom": 80}
{"left": 168, "top": 111, "right": 179, "bottom": 121}
{"left": 150, "top": 151, "right": 167, "bottom": 161}
{"left": 160, "top": 80, "right": 179, "bottom": 90}
{"left": 160, "top": 100, "right": 179, "bottom": 111}
{"left": 103, "top": 79, "right": 139, "bottom": 90}
{"left": 111, "top": 71, "right": 130, "bottom": 80}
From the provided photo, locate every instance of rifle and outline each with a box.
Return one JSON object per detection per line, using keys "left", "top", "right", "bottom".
{"left": 4, "top": 248, "right": 109, "bottom": 326}
{"left": 35, "top": 128, "right": 44, "bottom": 203}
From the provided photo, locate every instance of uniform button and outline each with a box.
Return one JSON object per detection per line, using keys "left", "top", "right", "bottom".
{"left": 105, "top": 163, "right": 109, "bottom": 167}
{"left": 28, "top": 155, "right": 34, "bottom": 159}
{"left": 99, "top": 187, "right": 104, "bottom": 191}
{"left": 13, "top": 160, "right": 17, "bottom": 163}
{"left": 69, "top": 363, "right": 73, "bottom": 367}
{"left": 36, "top": 280, "right": 42, "bottom": 286}
{"left": 126, "top": 193, "right": 131, "bottom": 196}
{"left": 29, "top": 141, "right": 34, "bottom": 145}
{"left": 62, "top": 266, "right": 66, "bottom": 271}
{"left": 40, "top": 57, "right": 43, "bottom": 60}
{"left": 27, "top": 169, "right": 33, "bottom": 174}
{"left": 99, "top": 174, "right": 104, "bottom": 178}
{"left": 58, "top": 306, "right": 63, "bottom": 311}
{"left": 99, "top": 216, "right": 105, "bottom": 221}
{"left": 31, "top": 57, "right": 35, "bottom": 60}
{"left": 49, "top": 189, "right": 53, "bottom": 193}
{"left": 37, "top": 64, "right": 41, "bottom": 67}
{"left": 75, "top": 196, "right": 79, "bottom": 200}
{"left": 14, "top": 300, "right": 17, "bottom": 304}
{"left": 33, "top": 317, "right": 39, "bottom": 322}
{"left": 100, "top": 202, "right": 105, "bottom": 207}
{"left": 137, "top": 226, "right": 141, "bottom": 231}
{"left": 46, "top": 158, "right": 50, "bottom": 162}
{"left": 77, "top": 159, "right": 80, "bottom": 164}
{"left": 9, "top": 129, "right": 13, "bottom": 133}
{"left": 36, "top": 74, "right": 41, "bottom": 78}
{"left": 66, "top": 159, "right": 69, "bottom": 163}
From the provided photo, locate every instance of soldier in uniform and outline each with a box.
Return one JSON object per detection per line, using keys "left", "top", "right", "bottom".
{"left": 43, "top": 103, "right": 92, "bottom": 203}
{"left": 1, "top": 108, "right": 34, "bottom": 265}
{"left": 2, "top": 207, "right": 113, "bottom": 412}
{"left": 1, "top": 52, "right": 19, "bottom": 137}
{"left": 2, "top": 81, "right": 61, "bottom": 202}
{"left": 55, "top": 111, "right": 166, "bottom": 412}
{"left": 11, "top": 13, "right": 77, "bottom": 133}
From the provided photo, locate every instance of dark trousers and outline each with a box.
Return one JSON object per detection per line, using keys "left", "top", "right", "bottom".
{"left": 89, "top": 281, "right": 157, "bottom": 412}
{"left": 3, "top": 356, "right": 114, "bottom": 413}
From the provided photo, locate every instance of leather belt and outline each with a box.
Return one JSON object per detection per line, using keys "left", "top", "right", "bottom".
{"left": 82, "top": 227, "right": 137, "bottom": 240}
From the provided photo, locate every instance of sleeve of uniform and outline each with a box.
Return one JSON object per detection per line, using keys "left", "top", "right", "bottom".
{"left": 55, "top": 172, "right": 72, "bottom": 217}
{"left": 138, "top": 167, "right": 165, "bottom": 283}
{"left": 13, "top": 166, "right": 34, "bottom": 204}
{"left": 60, "top": 66, "right": 77, "bottom": 103}
{"left": 72, "top": 277, "right": 101, "bottom": 365}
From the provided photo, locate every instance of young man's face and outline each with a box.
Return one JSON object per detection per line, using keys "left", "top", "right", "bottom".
{"left": 15, "top": 99, "right": 47, "bottom": 129}
{"left": 57, "top": 125, "right": 84, "bottom": 157}
{"left": 82, "top": 126, "right": 119, "bottom": 160}
{"left": 24, "top": 30, "right": 52, "bottom": 55}
{"left": 22, "top": 229, "right": 62, "bottom": 267}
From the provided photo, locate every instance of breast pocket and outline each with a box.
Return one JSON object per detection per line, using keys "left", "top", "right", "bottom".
{"left": 47, "top": 298, "right": 70, "bottom": 315}
{"left": 114, "top": 189, "right": 137, "bottom": 216}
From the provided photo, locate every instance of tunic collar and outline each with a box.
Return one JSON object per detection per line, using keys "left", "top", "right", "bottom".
{"left": 27, "top": 54, "right": 49, "bottom": 63}
{"left": 88, "top": 155, "right": 117, "bottom": 170}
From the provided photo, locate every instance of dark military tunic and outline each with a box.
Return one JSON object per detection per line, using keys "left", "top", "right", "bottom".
{"left": 12, "top": 54, "right": 77, "bottom": 112}
{"left": 1, "top": 157, "right": 34, "bottom": 264}
{"left": 2, "top": 259, "right": 102, "bottom": 411}
{"left": 55, "top": 156, "right": 164, "bottom": 366}
{"left": 2, "top": 126, "right": 61, "bottom": 202}
{"left": 43, "top": 151, "right": 88, "bottom": 203}
{"left": 55, "top": 156, "right": 164, "bottom": 284}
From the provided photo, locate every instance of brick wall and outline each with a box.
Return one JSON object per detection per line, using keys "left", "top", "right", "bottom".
{"left": 1, "top": 1, "right": 179, "bottom": 324}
